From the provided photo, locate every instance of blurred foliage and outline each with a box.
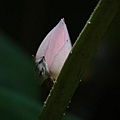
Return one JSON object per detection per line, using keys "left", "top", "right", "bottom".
{"left": 0, "top": 31, "right": 80, "bottom": 120}
{"left": 0, "top": 31, "right": 40, "bottom": 99}
{"left": 0, "top": 31, "right": 42, "bottom": 120}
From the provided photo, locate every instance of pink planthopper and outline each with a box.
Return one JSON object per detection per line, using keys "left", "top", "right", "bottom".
{"left": 34, "top": 19, "right": 72, "bottom": 92}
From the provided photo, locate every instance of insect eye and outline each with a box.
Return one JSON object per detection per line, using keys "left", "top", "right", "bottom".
{"left": 38, "top": 59, "right": 43, "bottom": 64}
{"left": 38, "top": 61, "right": 41, "bottom": 65}
{"left": 38, "top": 56, "right": 45, "bottom": 65}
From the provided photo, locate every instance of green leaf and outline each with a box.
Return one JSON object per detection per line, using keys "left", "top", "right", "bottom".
{"left": 39, "top": 0, "right": 120, "bottom": 120}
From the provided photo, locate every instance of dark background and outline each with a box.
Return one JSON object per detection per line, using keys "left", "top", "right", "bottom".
{"left": 0, "top": 0, "right": 120, "bottom": 120}
{"left": 0, "top": 0, "right": 99, "bottom": 54}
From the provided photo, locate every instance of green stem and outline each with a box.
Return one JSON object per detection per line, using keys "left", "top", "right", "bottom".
{"left": 39, "top": 0, "right": 120, "bottom": 120}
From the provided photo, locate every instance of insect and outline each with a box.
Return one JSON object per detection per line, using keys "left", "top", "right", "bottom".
{"left": 35, "top": 56, "right": 49, "bottom": 79}
{"left": 34, "top": 56, "right": 54, "bottom": 93}
{"left": 34, "top": 18, "right": 72, "bottom": 92}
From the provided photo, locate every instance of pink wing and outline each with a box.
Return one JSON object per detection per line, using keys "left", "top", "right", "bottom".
{"left": 50, "top": 40, "right": 72, "bottom": 79}
{"left": 36, "top": 19, "right": 70, "bottom": 69}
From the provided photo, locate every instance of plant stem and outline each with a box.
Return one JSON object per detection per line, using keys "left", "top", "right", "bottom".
{"left": 39, "top": 0, "right": 120, "bottom": 120}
